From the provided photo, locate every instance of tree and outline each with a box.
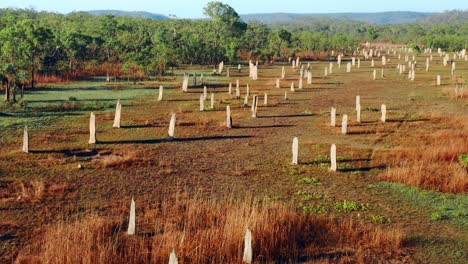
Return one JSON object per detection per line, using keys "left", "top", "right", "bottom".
{"left": 203, "top": 1, "right": 247, "bottom": 38}
{"left": 243, "top": 21, "right": 271, "bottom": 57}
{"left": 367, "top": 27, "right": 379, "bottom": 40}
{"left": 0, "top": 63, "right": 17, "bottom": 102}
{"left": 270, "top": 29, "right": 292, "bottom": 57}
{"left": 61, "top": 30, "right": 93, "bottom": 75}
{"left": 298, "top": 31, "right": 325, "bottom": 53}
{"left": 203, "top": 1, "right": 247, "bottom": 63}
{"left": 98, "top": 14, "right": 120, "bottom": 79}
{"left": 0, "top": 15, "right": 52, "bottom": 98}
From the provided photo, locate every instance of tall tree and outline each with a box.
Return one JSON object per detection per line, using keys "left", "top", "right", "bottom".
{"left": 0, "top": 15, "right": 52, "bottom": 96}
{"left": 203, "top": 1, "right": 247, "bottom": 63}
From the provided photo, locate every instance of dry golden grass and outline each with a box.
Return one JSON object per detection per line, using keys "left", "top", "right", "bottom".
{"left": 380, "top": 162, "right": 467, "bottom": 193}
{"left": 443, "top": 78, "right": 467, "bottom": 100}
{"left": 443, "top": 86, "right": 467, "bottom": 100}
{"left": 17, "top": 180, "right": 45, "bottom": 202}
{"left": 16, "top": 197, "right": 407, "bottom": 264}
{"left": 376, "top": 123, "right": 468, "bottom": 193}
{"left": 0, "top": 180, "right": 70, "bottom": 204}
{"left": 97, "top": 151, "right": 139, "bottom": 168}
{"left": 37, "top": 132, "right": 69, "bottom": 144}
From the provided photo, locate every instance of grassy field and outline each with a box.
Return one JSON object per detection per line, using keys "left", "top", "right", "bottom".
{"left": 0, "top": 50, "right": 467, "bottom": 263}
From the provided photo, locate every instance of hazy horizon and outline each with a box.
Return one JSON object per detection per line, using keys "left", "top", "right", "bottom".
{"left": 0, "top": 0, "right": 466, "bottom": 18}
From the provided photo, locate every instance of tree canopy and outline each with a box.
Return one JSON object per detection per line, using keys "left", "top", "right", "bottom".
{"left": 0, "top": 5, "right": 466, "bottom": 101}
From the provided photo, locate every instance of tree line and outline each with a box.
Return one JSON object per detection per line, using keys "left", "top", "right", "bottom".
{"left": 272, "top": 14, "right": 467, "bottom": 52}
{"left": 0, "top": 2, "right": 466, "bottom": 102}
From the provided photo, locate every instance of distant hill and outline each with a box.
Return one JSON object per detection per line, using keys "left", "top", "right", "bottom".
{"left": 416, "top": 10, "right": 468, "bottom": 24}
{"left": 86, "top": 10, "right": 168, "bottom": 20}
{"left": 240, "top": 11, "right": 435, "bottom": 24}
{"left": 83, "top": 10, "right": 468, "bottom": 25}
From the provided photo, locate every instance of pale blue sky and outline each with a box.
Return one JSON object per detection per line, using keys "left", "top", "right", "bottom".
{"left": 0, "top": 0, "right": 467, "bottom": 18}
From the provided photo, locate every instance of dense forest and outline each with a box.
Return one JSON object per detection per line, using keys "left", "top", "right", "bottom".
{"left": 271, "top": 16, "right": 467, "bottom": 49}
{"left": 0, "top": 2, "right": 467, "bottom": 99}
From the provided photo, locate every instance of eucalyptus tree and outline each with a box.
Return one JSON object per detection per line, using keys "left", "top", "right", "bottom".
{"left": 0, "top": 14, "right": 52, "bottom": 100}
{"left": 203, "top": 1, "right": 247, "bottom": 64}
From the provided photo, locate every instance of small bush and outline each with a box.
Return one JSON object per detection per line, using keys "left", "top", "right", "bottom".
{"left": 334, "top": 200, "right": 368, "bottom": 213}
{"left": 370, "top": 215, "right": 392, "bottom": 224}
{"left": 300, "top": 204, "right": 329, "bottom": 214}
{"left": 430, "top": 212, "right": 444, "bottom": 221}
{"left": 297, "top": 177, "right": 321, "bottom": 185}
{"left": 459, "top": 154, "right": 468, "bottom": 167}
{"left": 296, "top": 191, "right": 323, "bottom": 201}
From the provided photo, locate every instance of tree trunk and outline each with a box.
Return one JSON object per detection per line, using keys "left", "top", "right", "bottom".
{"left": 12, "top": 86, "right": 16, "bottom": 103}
{"left": 31, "top": 68, "right": 35, "bottom": 89}
{"left": 5, "top": 81, "right": 10, "bottom": 102}
{"left": 21, "top": 84, "right": 25, "bottom": 98}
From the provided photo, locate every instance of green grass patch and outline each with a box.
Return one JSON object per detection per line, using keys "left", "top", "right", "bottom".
{"left": 296, "top": 191, "right": 323, "bottom": 201}
{"left": 297, "top": 177, "right": 321, "bottom": 185}
{"left": 318, "top": 163, "right": 329, "bottom": 169}
{"left": 373, "top": 182, "right": 468, "bottom": 227}
{"left": 334, "top": 200, "right": 368, "bottom": 213}
{"left": 300, "top": 204, "right": 329, "bottom": 214}
{"left": 368, "top": 214, "right": 392, "bottom": 224}
{"left": 339, "top": 163, "right": 354, "bottom": 170}
{"left": 288, "top": 167, "right": 305, "bottom": 175}
{"left": 458, "top": 154, "right": 468, "bottom": 167}
{"left": 0, "top": 82, "right": 158, "bottom": 129}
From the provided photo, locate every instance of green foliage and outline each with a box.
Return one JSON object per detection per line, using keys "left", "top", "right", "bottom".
{"left": 334, "top": 200, "right": 368, "bottom": 213}
{"left": 369, "top": 214, "right": 392, "bottom": 224}
{"left": 458, "top": 154, "right": 468, "bottom": 167}
{"left": 0, "top": 6, "right": 466, "bottom": 87}
{"left": 296, "top": 191, "right": 323, "bottom": 201}
{"left": 319, "top": 163, "right": 329, "bottom": 168}
{"left": 373, "top": 182, "right": 468, "bottom": 227}
{"left": 268, "top": 13, "right": 467, "bottom": 50}
{"left": 288, "top": 168, "right": 305, "bottom": 175}
{"left": 269, "top": 29, "right": 293, "bottom": 57}
{"left": 431, "top": 212, "right": 444, "bottom": 221}
{"left": 367, "top": 27, "right": 379, "bottom": 40}
{"left": 339, "top": 163, "right": 354, "bottom": 169}
{"left": 242, "top": 21, "right": 271, "bottom": 56}
{"left": 203, "top": 1, "right": 247, "bottom": 37}
{"left": 300, "top": 204, "right": 329, "bottom": 214}
{"left": 297, "top": 177, "right": 321, "bottom": 186}
{"left": 0, "top": 82, "right": 155, "bottom": 129}
{"left": 410, "top": 44, "right": 422, "bottom": 55}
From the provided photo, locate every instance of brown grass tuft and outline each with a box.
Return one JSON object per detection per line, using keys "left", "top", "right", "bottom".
{"left": 17, "top": 180, "right": 45, "bottom": 202}
{"left": 17, "top": 198, "right": 408, "bottom": 263}
{"left": 376, "top": 127, "right": 468, "bottom": 193}
{"left": 97, "top": 152, "right": 139, "bottom": 168}
{"left": 380, "top": 162, "right": 467, "bottom": 193}
{"left": 0, "top": 180, "right": 70, "bottom": 204}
